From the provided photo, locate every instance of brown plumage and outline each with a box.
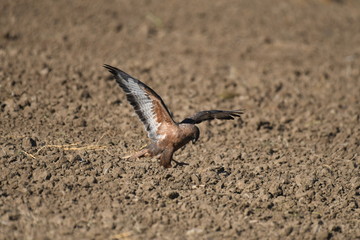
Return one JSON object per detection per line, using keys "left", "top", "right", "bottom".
{"left": 104, "top": 64, "right": 244, "bottom": 168}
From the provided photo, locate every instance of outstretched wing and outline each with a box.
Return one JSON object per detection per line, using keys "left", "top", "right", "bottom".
{"left": 181, "top": 110, "right": 244, "bottom": 124}
{"left": 104, "top": 64, "right": 176, "bottom": 141}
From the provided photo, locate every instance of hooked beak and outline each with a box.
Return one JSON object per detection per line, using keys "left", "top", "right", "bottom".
{"left": 192, "top": 139, "right": 196, "bottom": 144}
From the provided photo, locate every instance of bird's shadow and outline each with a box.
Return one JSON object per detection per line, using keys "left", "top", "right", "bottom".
{"left": 173, "top": 159, "right": 189, "bottom": 168}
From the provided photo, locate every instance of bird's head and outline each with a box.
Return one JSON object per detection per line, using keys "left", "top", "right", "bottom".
{"left": 192, "top": 126, "right": 200, "bottom": 144}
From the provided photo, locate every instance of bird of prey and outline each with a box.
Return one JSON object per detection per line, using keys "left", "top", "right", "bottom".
{"left": 104, "top": 64, "right": 243, "bottom": 168}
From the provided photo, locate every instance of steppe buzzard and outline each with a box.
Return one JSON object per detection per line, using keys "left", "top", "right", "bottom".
{"left": 104, "top": 64, "right": 243, "bottom": 168}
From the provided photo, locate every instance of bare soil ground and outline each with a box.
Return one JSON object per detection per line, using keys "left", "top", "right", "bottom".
{"left": 1, "top": 0, "right": 359, "bottom": 239}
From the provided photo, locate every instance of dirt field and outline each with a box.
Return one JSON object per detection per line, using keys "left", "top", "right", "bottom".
{"left": 1, "top": 0, "right": 359, "bottom": 239}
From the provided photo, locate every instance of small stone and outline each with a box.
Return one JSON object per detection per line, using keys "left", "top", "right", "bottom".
{"left": 103, "top": 162, "right": 113, "bottom": 174}
{"left": 39, "top": 67, "right": 50, "bottom": 76}
{"left": 22, "top": 137, "right": 37, "bottom": 150}
{"left": 73, "top": 155, "right": 83, "bottom": 162}
{"left": 191, "top": 174, "right": 200, "bottom": 185}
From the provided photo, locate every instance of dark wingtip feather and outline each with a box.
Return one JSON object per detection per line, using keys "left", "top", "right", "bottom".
{"left": 103, "top": 64, "right": 132, "bottom": 80}
{"left": 230, "top": 110, "right": 245, "bottom": 118}
{"left": 103, "top": 64, "right": 118, "bottom": 75}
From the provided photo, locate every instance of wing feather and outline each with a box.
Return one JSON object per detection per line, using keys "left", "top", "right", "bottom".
{"left": 104, "top": 64, "right": 175, "bottom": 140}
{"left": 181, "top": 110, "right": 244, "bottom": 124}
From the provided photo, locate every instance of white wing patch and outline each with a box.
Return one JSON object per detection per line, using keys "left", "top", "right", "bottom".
{"left": 126, "top": 78, "right": 161, "bottom": 140}
{"left": 104, "top": 64, "right": 175, "bottom": 142}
